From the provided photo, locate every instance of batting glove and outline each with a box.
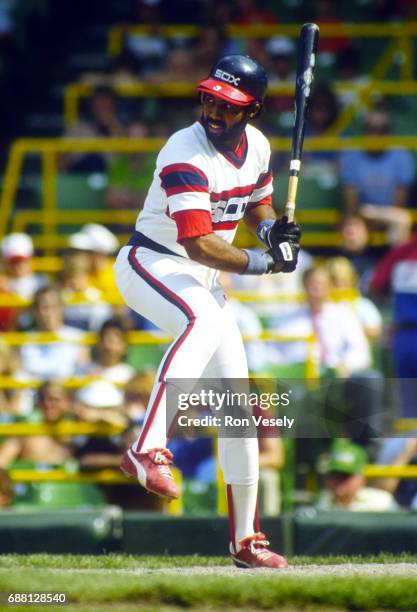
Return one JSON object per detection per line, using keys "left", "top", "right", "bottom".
{"left": 257, "top": 216, "right": 302, "bottom": 250}
{"left": 268, "top": 238, "right": 300, "bottom": 273}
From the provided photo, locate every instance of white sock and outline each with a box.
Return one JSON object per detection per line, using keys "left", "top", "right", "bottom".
{"left": 229, "top": 482, "right": 258, "bottom": 551}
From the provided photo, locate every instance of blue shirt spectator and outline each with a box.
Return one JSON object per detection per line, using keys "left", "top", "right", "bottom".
{"left": 340, "top": 148, "right": 415, "bottom": 207}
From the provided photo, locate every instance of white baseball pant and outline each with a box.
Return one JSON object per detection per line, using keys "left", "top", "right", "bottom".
{"left": 114, "top": 245, "right": 259, "bottom": 486}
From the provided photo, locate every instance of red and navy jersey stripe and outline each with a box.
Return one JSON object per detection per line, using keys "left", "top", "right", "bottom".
{"left": 160, "top": 163, "right": 209, "bottom": 197}
{"left": 255, "top": 156, "right": 273, "bottom": 189}
{"left": 210, "top": 184, "right": 255, "bottom": 203}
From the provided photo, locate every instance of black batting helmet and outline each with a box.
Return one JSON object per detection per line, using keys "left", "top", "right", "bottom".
{"left": 197, "top": 55, "right": 268, "bottom": 107}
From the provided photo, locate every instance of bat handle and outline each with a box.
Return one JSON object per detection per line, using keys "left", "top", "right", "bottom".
{"left": 285, "top": 163, "right": 300, "bottom": 223}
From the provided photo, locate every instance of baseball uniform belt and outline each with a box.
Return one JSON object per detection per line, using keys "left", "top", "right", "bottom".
{"left": 128, "top": 231, "right": 182, "bottom": 257}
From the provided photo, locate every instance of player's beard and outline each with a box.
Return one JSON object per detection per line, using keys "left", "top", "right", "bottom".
{"left": 201, "top": 114, "right": 248, "bottom": 151}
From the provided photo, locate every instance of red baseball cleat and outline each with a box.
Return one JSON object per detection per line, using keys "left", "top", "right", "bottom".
{"left": 231, "top": 533, "right": 288, "bottom": 569}
{"left": 120, "top": 447, "right": 179, "bottom": 499}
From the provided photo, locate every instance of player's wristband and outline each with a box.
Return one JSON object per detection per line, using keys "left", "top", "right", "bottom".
{"left": 256, "top": 219, "right": 274, "bottom": 247}
{"left": 241, "top": 249, "right": 275, "bottom": 275}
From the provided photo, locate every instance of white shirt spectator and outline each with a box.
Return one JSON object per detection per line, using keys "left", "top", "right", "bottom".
{"left": 268, "top": 302, "right": 372, "bottom": 373}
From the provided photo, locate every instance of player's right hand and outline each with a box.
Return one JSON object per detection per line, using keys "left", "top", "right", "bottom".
{"left": 268, "top": 238, "right": 300, "bottom": 273}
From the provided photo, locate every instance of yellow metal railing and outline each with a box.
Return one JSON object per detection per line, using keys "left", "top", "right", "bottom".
{"left": 107, "top": 21, "right": 417, "bottom": 77}
{"left": 2, "top": 136, "right": 417, "bottom": 251}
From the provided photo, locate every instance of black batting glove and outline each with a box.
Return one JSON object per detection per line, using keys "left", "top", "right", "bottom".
{"left": 257, "top": 216, "right": 302, "bottom": 249}
{"left": 268, "top": 238, "right": 300, "bottom": 273}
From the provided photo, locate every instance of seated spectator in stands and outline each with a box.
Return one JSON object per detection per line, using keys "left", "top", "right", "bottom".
{"left": 340, "top": 111, "right": 414, "bottom": 245}
{"left": 234, "top": 0, "right": 278, "bottom": 24}
{"left": 313, "top": 0, "right": 349, "bottom": 58}
{"left": 146, "top": 47, "right": 199, "bottom": 84}
{"left": 68, "top": 223, "right": 120, "bottom": 302}
{"left": 86, "top": 318, "right": 135, "bottom": 385}
{"left": 316, "top": 440, "right": 398, "bottom": 511}
{"left": 124, "top": 370, "right": 155, "bottom": 424}
{"left": 325, "top": 256, "right": 382, "bottom": 340}
{"left": 268, "top": 266, "right": 383, "bottom": 438}
{"left": 334, "top": 45, "right": 369, "bottom": 109}
{"left": 193, "top": 25, "right": 239, "bottom": 81}
{"left": 1, "top": 233, "right": 46, "bottom": 300}
{"left": 123, "top": 0, "right": 168, "bottom": 77}
{"left": 369, "top": 229, "right": 417, "bottom": 417}
{"left": 257, "top": 418, "right": 285, "bottom": 516}
{"left": 0, "top": 260, "right": 18, "bottom": 331}
{"left": 338, "top": 215, "right": 387, "bottom": 293}
{"left": 303, "top": 84, "right": 340, "bottom": 165}
{"left": 0, "top": 381, "right": 73, "bottom": 468}
{"left": 106, "top": 120, "right": 156, "bottom": 210}
{"left": 263, "top": 37, "right": 296, "bottom": 135}
{"left": 375, "top": 438, "right": 417, "bottom": 509}
{"left": 60, "top": 252, "right": 112, "bottom": 331}
{"left": 265, "top": 36, "right": 295, "bottom": 85}
{"left": 0, "top": 468, "right": 13, "bottom": 508}
{"left": 0, "top": 342, "right": 29, "bottom": 419}
{"left": 219, "top": 272, "right": 272, "bottom": 373}
{"left": 73, "top": 380, "right": 128, "bottom": 430}
{"left": 230, "top": 248, "right": 313, "bottom": 321}
{"left": 20, "top": 285, "right": 89, "bottom": 381}
{"left": 59, "top": 86, "right": 125, "bottom": 173}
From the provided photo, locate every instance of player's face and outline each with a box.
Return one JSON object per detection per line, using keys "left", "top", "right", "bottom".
{"left": 201, "top": 93, "right": 248, "bottom": 148}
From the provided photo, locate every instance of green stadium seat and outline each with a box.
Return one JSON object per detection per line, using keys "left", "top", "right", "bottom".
{"left": 182, "top": 478, "right": 217, "bottom": 515}
{"left": 126, "top": 344, "right": 167, "bottom": 371}
{"left": 57, "top": 173, "right": 106, "bottom": 210}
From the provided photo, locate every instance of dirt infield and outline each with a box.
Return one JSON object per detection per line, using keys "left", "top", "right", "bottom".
{"left": 50, "top": 563, "right": 417, "bottom": 577}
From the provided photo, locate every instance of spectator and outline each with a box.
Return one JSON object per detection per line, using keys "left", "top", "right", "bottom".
{"left": 338, "top": 215, "right": 386, "bottom": 293}
{"left": 0, "top": 342, "right": 28, "bottom": 419}
{"left": 263, "top": 37, "right": 296, "bottom": 134}
{"left": 86, "top": 318, "right": 135, "bottom": 385}
{"left": 219, "top": 272, "right": 272, "bottom": 373}
{"left": 193, "top": 25, "right": 238, "bottom": 81}
{"left": 303, "top": 84, "right": 339, "bottom": 165}
{"left": 375, "top": 438, "right": 417, "bottom": 509}
{"left": 0, "top": 259, "right": 18, "bottom": 331}
{"left": 334, "top": 45, "right": 369, "bottom": 110}
{"left": 105, "top": 120, "right": 157, "bottom": 210}
{"left": 1, "top": 233, "right": 46, "bottom": 300}
{"left": 312, "top": 0, "right": 348, "bottom": 57}
{"left": 73, "top": 380, "right": 128, "bottom": 429}
{"left": 340, "top": 111, "right": 414, "bottom": 245}
{"left": 60, "top": 252, "right": 113, "bottom": 331}
{"left": 234, "top": 0, "right": 277, "bottom": 25}
{"left": 369, "top": 229, "right": 417, "bottom": 417}
{"left": 316, "top": 440, "right": 398, "bottom": 511}
{"left": 123, "top": 0, "right": 168, "bottom": 77}
{"left": 146, "top": 47, "right": 199, "bottom": 84}
{"left": 0, "top": 381, "right": 73, "bottom": 467}
{"left": 268, "top": 266, "right": 383, "bottom": 439}
{"left": 68, "top": 223, "right": 120, "bottom": 301}
{"left": 325, "top": 256, "right": 383, "bottom": 341}
{"left": 0, "top": 468, "right": 13, "bottom": 508}
{"left": 59, "top": 86, "right": 125, "bottom": 173}
{"left": 20, "top": 285, "right": 89, "bottom": 381}
{"left": 124, "top": 369, "right": 155, "bottom": 424}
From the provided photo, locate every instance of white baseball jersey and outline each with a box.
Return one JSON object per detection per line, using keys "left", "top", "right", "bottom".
{"left": 135, "top": 120, "right": 273, "bottom": 257}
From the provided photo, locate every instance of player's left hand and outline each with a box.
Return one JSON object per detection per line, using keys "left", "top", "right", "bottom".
{"left": 268, "top": 238, "right": 300, "bottom": 273}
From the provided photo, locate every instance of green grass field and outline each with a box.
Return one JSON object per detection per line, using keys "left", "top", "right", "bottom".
{"left": 1, "top": 554, "right": 417, "bottom": 611}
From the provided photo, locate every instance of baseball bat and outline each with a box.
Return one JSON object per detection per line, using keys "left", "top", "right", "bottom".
{"left": 285, "top": 23, "right": 319, "bottom": 222}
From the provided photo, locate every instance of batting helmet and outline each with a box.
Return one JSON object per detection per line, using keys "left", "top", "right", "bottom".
{"left": 197, "top": 55, "right": 268, "bottom": 107}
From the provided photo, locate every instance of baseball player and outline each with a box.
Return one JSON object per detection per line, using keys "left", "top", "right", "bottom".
{"left": 114, "top": 54, "right": 301, "bottom": 568}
